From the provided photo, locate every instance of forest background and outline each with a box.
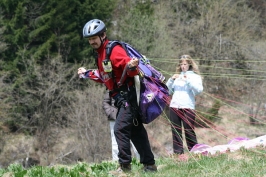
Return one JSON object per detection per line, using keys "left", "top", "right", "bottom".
{"left": 0, "top": 0, "right": 266, "bottom": 168}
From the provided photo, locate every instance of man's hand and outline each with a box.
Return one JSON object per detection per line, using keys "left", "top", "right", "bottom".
{"left": 128, "top": 58, "right": 139, "bottom": 68}
{"left": 78, "top": 67, "right": 86, "bottom": 75}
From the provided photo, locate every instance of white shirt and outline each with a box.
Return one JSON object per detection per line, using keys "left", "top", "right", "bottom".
{"left": 166, "top": 71, "right": 203, "bottom": 109}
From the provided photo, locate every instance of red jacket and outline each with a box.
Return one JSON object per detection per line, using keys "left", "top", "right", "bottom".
{"left": 86, "top": 39, "right": 139, "bottom": 92}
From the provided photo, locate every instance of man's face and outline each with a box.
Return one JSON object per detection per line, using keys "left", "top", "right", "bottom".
{"left": 88, "top": 34, "right": 105, "bottom": 49}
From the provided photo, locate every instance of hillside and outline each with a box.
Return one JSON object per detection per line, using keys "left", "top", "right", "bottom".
{"left": 0, "top": 0, "right": 266, "bottom": 169}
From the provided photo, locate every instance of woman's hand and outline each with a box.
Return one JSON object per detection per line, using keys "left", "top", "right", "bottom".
{"left": 172, "top": 74, "right": 179, "bottom": 80}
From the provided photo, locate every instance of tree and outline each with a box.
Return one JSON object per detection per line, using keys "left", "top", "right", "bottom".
{"left": 0, "top": 0, "right": 115, "bottom": 132}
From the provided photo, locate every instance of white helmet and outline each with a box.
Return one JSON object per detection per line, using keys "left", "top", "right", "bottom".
{"left": 83, "top": 19, "right": 106, "bottom": 38}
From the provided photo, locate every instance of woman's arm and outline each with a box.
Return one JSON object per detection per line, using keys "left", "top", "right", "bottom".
{"left": 187, "top": 75, "right": 203, "bottom": 95}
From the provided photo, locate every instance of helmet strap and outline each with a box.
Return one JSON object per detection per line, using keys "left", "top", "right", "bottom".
{"left": 99, "top": 32, "right": 107, "bottom": 46}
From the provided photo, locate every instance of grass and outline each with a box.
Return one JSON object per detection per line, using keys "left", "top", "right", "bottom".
{"left": 1, "top": 147, "right": 265, "bottom": 177}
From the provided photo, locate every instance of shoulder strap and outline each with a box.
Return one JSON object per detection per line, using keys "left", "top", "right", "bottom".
{"left": 106, "top": 40, "right": 129, "bottom": 60}
{"left": 105, "top": 40, "right": 132, "bottom": 89}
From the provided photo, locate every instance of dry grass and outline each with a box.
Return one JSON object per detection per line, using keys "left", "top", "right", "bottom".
{"left": 196, "top": 104, "right": 265, "bottom": 147}
{"left": 146, "top": 104, "right": 266, "bottom": 158}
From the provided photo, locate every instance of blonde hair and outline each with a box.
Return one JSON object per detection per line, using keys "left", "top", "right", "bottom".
{"left": 176, "top": 55, "right": 201, "bottom": 75}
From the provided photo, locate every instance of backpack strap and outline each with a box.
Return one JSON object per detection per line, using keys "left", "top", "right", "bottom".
{"left": 106, "top": 41, "right": 129, "bottom": 59}
{"left": 105, "top": 40, "right": 131, "bottom": 88}
{"left": 105, "top": 41, "right": 115, "bottom": 61}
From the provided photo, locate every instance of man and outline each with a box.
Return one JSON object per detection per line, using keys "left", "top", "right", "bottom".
{"left": 78, "top": 19, "right": 157, "bottom": 174}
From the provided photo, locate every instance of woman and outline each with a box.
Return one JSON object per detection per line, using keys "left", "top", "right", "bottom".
{"left": 166, "top": 55, "right": 203, "bottom": 154}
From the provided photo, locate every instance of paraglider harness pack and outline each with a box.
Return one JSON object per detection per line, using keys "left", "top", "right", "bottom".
{"left": 105, "top": 40, "right": 169, "bottom": 124}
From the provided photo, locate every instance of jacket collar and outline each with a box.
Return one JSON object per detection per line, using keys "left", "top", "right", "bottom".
{"left": 181, "top": 70, "right": 194, "bottom": 75}
{"left": 96, "top": 39, "right": 109, "bottom": 54}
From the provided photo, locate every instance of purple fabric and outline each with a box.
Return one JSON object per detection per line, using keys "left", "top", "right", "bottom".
{"left": 127, "top": 44, "right": 165, "bottom": 81}
{"left": 139, "top": 76, "right": 169, "bottom": 124}
{"left": 228, "top": 137, "right": 250, "bottom": 144}
{"left": 116, "top": 41, "right": 169, "bottom": 123}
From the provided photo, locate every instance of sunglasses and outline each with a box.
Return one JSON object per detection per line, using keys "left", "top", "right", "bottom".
{"left": 180, "top": 55, "right": 190, "bottom": 59}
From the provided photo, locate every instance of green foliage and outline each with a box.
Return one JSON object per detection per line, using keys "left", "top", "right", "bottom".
{"left": 1, "top": 149, "right": 266, "bottom": 176}
{"left": 0, "top": 0, "right": 116, "bottom": 65}
{"left": 171, "top": 0, "right": 211, "bottom": 21}
{"left": 205, "top": 100, "right": 222, "bottom": 121}
{"left": 7, "top": 163, "right": 27, "bottom": 177}
{"left": 90, "top": 161, "right": 116, "bottom": 176}
{"left": 196, "top": 100, "right": 222, "bottom": 127}
{"left": 115, "top": 1, "right": 155, "bottom": 55}
{"left": 0, "top": 0, "right": 116, "bottom": 133}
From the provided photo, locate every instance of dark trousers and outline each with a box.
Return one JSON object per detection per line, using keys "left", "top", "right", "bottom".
{"left": 170, "top": 108, "right": 197, "bottom": 154}
{"left": 114, "top": 88, "right": 155, "bottom": 165}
